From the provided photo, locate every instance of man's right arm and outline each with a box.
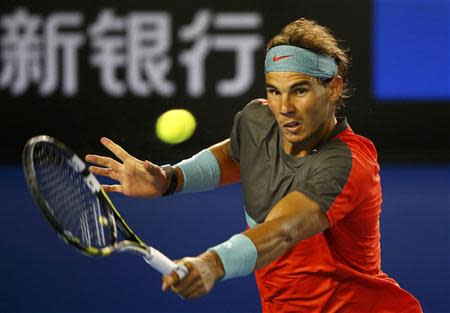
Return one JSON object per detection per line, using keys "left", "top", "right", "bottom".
{"left": 208, "top": 139, "right": 240, "bottom": 186}
{"left": 173, "top": 139, "right": 240, "bottom": 192}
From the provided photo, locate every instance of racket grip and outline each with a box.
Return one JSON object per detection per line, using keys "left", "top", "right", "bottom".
{"left": 143, "top": 247, "right": 188, "bottom": 279}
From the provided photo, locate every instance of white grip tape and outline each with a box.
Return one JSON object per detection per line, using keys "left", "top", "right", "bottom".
{"left": 144, "top": 247, "right": 188, "bottom": 279}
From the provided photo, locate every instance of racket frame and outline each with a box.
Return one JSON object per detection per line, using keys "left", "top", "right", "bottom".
{"left": 23, "top": 135, "right": 152, "bottom": 258}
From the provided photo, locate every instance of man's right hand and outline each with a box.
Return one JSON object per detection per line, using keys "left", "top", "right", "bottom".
{"left": 85, "top": 137, "right": 169, "bottom": 198}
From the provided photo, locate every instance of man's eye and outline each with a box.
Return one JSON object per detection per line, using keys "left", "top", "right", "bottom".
{"left": 267, "top": 89, "right": 279, "bottom": 95}
{"left": 295, "top": 88, "right": 308, "bottom": 95}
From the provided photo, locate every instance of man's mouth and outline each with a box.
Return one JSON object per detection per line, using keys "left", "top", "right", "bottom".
{"left": 282, "top": 121, "right": 302, "bottom": 133}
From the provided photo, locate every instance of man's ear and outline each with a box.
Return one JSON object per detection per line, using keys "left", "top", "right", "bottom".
{"left": 329, "top": 75, "right": 343, "bottom": 104}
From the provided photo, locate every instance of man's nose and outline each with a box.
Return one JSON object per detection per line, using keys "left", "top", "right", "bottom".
{"left": 280, "top": 95, "right": 295, "bottom": 115}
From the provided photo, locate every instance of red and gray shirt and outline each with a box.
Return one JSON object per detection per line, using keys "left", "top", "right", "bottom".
{"left": 229, "top": 99, "right": 422, "bottom": 313}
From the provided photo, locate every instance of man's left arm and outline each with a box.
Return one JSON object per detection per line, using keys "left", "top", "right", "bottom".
{"left": 162, "top": 191, "right": 328, "bottom": 298}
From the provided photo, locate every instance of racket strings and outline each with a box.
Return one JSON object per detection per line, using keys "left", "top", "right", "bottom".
{"left": 33, "top": 143, "right": 112, "bottom": 249}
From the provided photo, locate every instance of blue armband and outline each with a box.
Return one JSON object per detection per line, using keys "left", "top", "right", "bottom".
{"left": 209, "top": 234, "right": 257, "bottom": 280}
{"left": 176, "top": 149, "right": 220, "bottom": 193}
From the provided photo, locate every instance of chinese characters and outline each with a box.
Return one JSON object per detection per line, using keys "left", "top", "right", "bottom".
{"left": 0, "top": 8, "right": 263, "bottom": 98}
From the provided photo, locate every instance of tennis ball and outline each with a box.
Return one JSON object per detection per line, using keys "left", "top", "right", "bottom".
{"left": 155, "top": 109, "right": 197, "bottom": 144}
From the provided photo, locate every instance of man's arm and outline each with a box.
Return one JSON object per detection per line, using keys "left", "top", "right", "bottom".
{"left": 173, "top": 139, "right": 240, "bottom": 192}
{"left": 85, "top": 137, "right": 239, "bottom": 197}
{"left": 162, "top": 190, "right": 329, "bottom": 298}
{"left": 244, "top": 191, "right": 328, "bottom": 269}
{"left": 209, "top": 139, "right": 241, "bottom": 186}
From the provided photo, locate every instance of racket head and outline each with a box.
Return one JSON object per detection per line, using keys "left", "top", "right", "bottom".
{"left": 22, "top": 135, "right": 122, "bottom": 256}
{"left": 23, "top": 136, "right": 186, "bottom": 278}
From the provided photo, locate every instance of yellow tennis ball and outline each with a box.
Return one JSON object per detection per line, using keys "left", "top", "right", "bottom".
{"left": 155, "top": 109, "right": 197, "bottom": 144}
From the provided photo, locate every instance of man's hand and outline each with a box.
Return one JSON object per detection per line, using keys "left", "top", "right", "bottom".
{"left": 162, "top": 251, "right": 224, "bottom": 299}
{"left": 85, "top": 137, "right": 169, "bottom": 197}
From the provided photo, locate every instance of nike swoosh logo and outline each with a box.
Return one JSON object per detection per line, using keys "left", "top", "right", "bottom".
{"left": 272, "top": 54, "right": 292, "bottom": 62}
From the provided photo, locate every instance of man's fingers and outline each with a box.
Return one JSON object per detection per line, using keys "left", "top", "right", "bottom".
{"left": 101, "top": 184, "right": 122, "bottom": 193}
{"left": 100, "top": 137, "right": 130, "bottom": 161}
{"left": 162, "top": 261, "right": 195, "bottom": 293}
{"left": 162, "top": 270, "right": 181, "bottom": 292}
{"left": 161, "top": 280, "right": 168, "bottom": 292}
{"left": 184, "top": 286, "right": 208, "bottom": 299}
{"left": 170, "top": 262, "right": 201, "bottom": 294}
{"left": 161, "top": 257, "right": 217, "bottom": 300}
{"left": 89, "top": 166, "right": 120, "bottom": 181}
{"left": 85, "top": 154, "right": 121, "bottom": 172}
{"left": 178, "top": 280, "right": 204, "bottom": 299}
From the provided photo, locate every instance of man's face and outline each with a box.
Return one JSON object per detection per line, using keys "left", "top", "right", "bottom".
{"left": 265, "top": 71, "right": 341, "bottom": 153}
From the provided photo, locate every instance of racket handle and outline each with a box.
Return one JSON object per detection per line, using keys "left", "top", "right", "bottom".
{"left": 143, "top": 247, "right": 188, "bottom": 279}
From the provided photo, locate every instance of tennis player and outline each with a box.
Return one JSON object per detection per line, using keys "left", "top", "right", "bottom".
{"left": 86, "top": 18, "right": 422, "bottom": 312}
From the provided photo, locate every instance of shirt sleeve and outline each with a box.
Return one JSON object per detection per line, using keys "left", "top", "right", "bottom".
{"left": 228, "top": 99, "right": 270, "bottom": 164}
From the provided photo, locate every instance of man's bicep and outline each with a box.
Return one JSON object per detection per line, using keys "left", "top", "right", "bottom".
{"left": 265, "top": 191, "right": 329, "bottom": 234}
{"left": 209, "top": 139, "right": 240, "bottom": 185}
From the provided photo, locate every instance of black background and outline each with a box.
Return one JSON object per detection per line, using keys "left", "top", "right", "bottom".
{"left": 1, "top": 0, "right": 449, "bottom": 164}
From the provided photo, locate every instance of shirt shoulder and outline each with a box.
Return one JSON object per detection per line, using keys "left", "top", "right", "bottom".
{"left": 229, "top": 98, "right": 275, "bottom": 163}
{"left": 313, "top": 127, "right": 379, "bottom": 178}
{"left": 234, "top": 98, "right": 276, "bottom": 142}
{"left": 238, "top": 98, "right": 273, "bottom": 123}
{"left": 334, "top": 128, "right": 380, "bottom": 187}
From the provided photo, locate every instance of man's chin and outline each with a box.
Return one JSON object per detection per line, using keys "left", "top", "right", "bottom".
{"left": 284, "top": 133, "right": 310, "bottom": 148}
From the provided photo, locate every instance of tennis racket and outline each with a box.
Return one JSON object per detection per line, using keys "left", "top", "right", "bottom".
{"left": 22, "top": 135, "right": 187, "bottom": 279}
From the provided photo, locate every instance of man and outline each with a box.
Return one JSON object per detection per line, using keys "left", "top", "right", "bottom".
{"left": 86, "top": 18, "right": 422, "bottom": 312}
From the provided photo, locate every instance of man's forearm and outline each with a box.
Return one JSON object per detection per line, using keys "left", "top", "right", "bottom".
{"left": 209, "top": 139, "right": 240, "bottom": 185}
{"left": 167, "top": 139, "right": 239, "bottom": 194}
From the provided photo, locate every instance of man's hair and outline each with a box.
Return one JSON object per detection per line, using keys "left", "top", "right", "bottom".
{"left": 266, "top": 18, "right": 351, "bottom": 108}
